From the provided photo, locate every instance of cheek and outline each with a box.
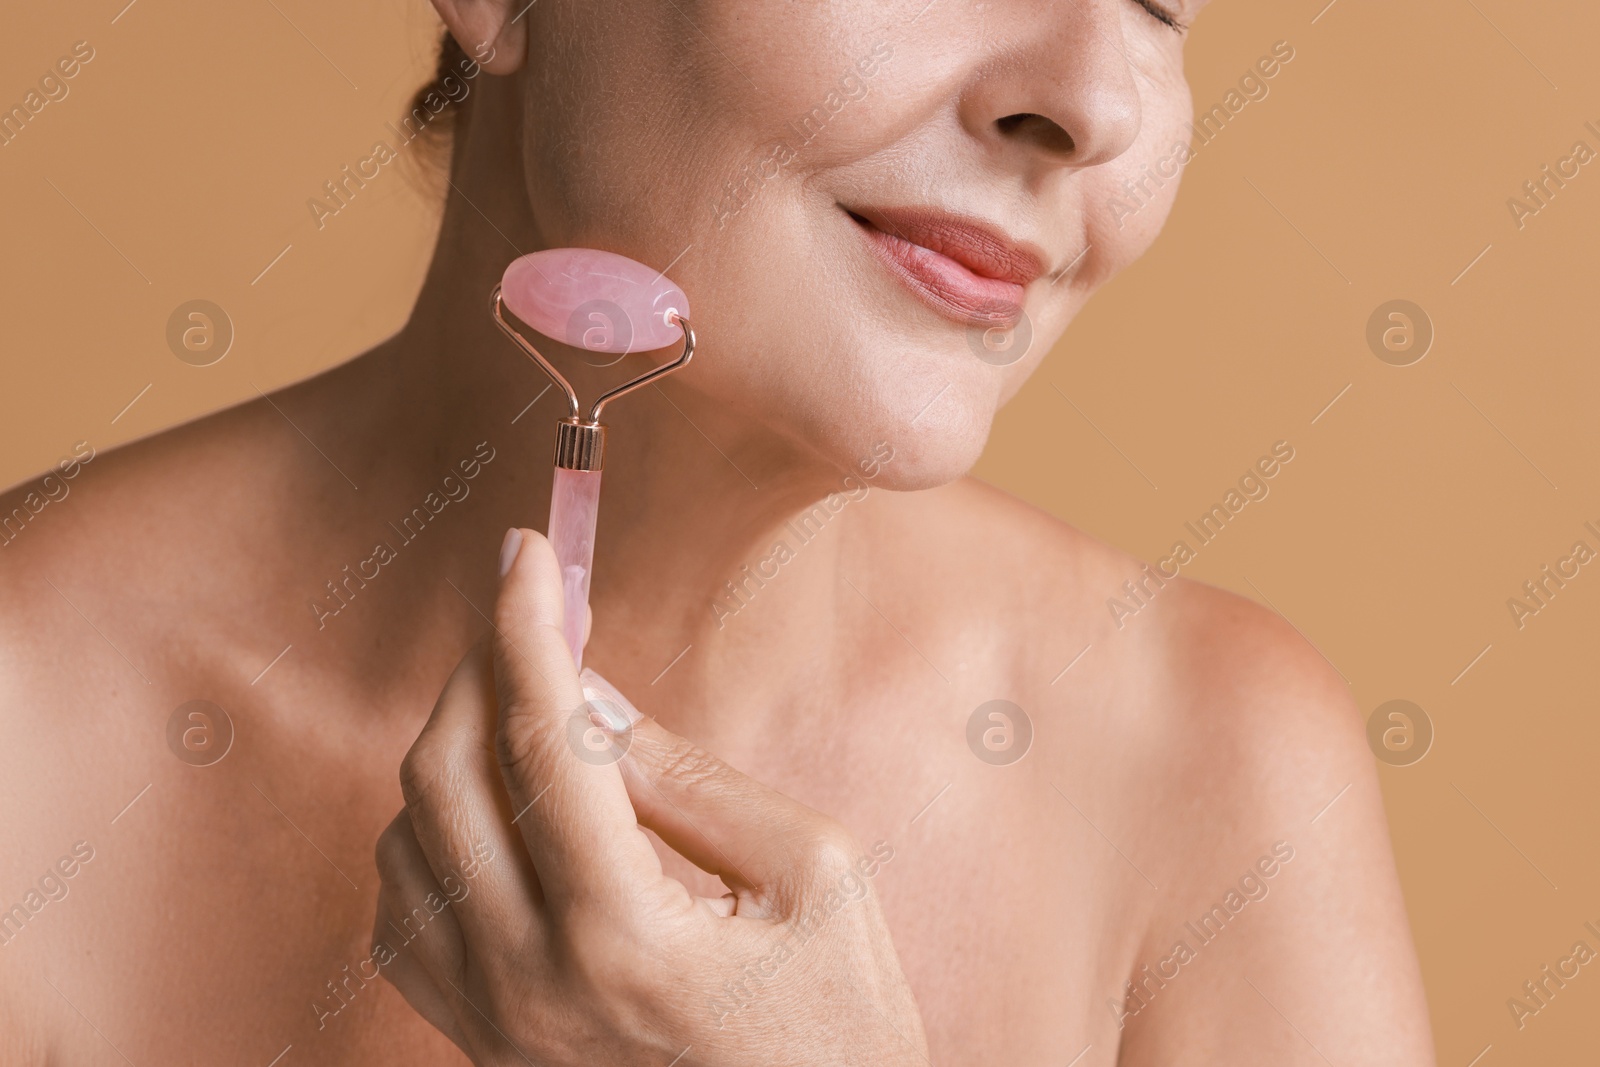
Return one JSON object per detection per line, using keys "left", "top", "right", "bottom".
{"left": 1005, "top": 73, "right": 1191, "bottom": 400}
{"left": 518, "top": 7, "right": 732, "bottom": 244}
{"left": 1086, "top": 75, "right": 1194, "bottom": 257}
{"left": 519, "top": 3, "right": 904, "bottom": 245}
{"left": 677, "top": 285, "right": 1002, "bottom": 490}
{"left": 682, "top": 3, "right": 904, "bottom": 126}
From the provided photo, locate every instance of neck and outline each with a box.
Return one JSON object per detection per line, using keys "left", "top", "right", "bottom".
{"left": 335, "top": 89, "right": 866, "bottom": 734}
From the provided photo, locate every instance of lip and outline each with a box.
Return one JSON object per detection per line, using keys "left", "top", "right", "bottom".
{"left": 844, "top": 205, "right": 1044, "bottom": 327}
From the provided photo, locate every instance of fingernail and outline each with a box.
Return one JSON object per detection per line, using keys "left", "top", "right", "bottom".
{"left": 498, "top": 527, "right": 523, "bottom": 578}
{"left": 580, "top": 667, "right": 643, "bottom": 730}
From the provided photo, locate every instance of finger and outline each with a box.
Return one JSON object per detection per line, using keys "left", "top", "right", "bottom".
{"left": 370, "top": 882, "right": 473, "bottom": 1055}
{"left": 492, "top": 528, "right": 663, "bottom": 913}
{"left": 373, "top": 811, "right": 470, "bottom": 990}
{"left": 400, "top": 637, "right": 545, "bottom": 949}
{"left": 618, "top": 714, "right": 848, "bottom": 912}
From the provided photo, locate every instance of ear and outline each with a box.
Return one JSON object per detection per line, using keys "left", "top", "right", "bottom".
{"left": 428, "top": 0, "right": 528, "bottom": 75}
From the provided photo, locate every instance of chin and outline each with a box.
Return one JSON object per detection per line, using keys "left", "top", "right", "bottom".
{"left": 867, "top": 433, "right": 990, "bottom": 492}
{"left": 797, "top": 377, "right": 999, "bottom": 495}
{"left": 872, "top": 341, "right": 1015, "bottom": 492}
{"left": 882, "top": 404, "right": 995, "bottom": 491}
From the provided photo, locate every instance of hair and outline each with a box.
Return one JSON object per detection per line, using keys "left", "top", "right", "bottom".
{"left": 406, "top": 29, "right": 471, "bottom": 179}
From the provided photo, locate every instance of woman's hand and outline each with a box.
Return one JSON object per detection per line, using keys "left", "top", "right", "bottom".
{"left": 371, "top": 528, "right": 929, "bottom": 1066}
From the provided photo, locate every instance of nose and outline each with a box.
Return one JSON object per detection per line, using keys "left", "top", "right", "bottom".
{"left": 959, "top": 0, "right": 1144, "bottom": 172}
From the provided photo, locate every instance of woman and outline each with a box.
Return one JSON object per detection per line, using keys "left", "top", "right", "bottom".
{"left": 0, "top": 0, "right": 1434, "bottom": 1063}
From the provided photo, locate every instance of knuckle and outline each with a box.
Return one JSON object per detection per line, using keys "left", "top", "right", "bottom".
{"left": 801, "top": 820, "right": 861, "bottom": 880}
{"left": 652, "top": 737, "right": 728, "bottom": 793}
{"left": 494, "top": 697, "right": 554, "bottom": 780}
{"left": 372, "top": 817, "right": 413, "bottom": 883}
{"left": 398, "top": 735, "right": 452, "bottom": 810}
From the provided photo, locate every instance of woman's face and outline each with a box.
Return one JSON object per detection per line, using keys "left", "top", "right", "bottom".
{"left": 507, "top": 0, "right": 1199, "bottom": 489}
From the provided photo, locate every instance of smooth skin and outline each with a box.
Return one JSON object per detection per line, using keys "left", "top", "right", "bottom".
{"left": 0, "top": 0, "right": 1434, "bottom": 1063}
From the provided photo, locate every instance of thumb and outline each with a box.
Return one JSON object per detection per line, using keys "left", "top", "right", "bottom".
{"left": 579, "top": 671, "right": 849, "bottom": 911}
{"left": 491, "top": 528, "right": 583, "bottom": 730}
{"left": 493, "top": 532, "right": 661, "bottom": 907}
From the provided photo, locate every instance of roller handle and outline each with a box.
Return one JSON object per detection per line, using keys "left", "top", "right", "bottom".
{"left": 547, "top": 467, "right": 602, "bottom": 670}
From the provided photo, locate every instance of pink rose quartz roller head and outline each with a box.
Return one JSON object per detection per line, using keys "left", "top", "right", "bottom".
{"left": 490, "top": 248, "right": 695, "bottom": 670}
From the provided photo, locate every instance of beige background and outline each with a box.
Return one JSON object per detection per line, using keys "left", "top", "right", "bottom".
{"left": 4, "top": 0, "right": 1597, "bottom": 1060}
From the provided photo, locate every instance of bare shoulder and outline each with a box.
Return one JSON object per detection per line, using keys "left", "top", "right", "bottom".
{"left": 0, "top": 402, "right": 323, "bottom": 1043}
{"left": 1141, "top": 571, "right": 1367, "bottom": 819}
{"left": 0, "top": 438, "right": 119, "bottom": 717}
{"left": 0, "top": 426, "right": 200, "bottom": 690}
{"left": 863, "top": 474, "right": 1356, "bottom": 729}
{"left": 0, "top": 388, "right": 310, "bottom": 668}
{"left": 880, "top": 475, "right": 1354, "bottom": 741}
{"left": 0, "top": 437, "right": 102, "bottom": 592}
{"left": 1115, "top": 578, "right": 1435, "bottom": 1062}
{"left": 0, "top": 445, "right": 132, "bottom": 1049}
{"left": 892, "top": 475, "right": 1388, "bottom": 872}
{"left": 0, "top": 404, "right": 283, "bottom": 850}
{"left": 869, "top": 477, "right": 1432, "bottom": 1060}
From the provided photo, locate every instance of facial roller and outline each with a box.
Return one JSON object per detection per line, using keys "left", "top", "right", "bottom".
{"left": 490, "top": 249, "right": 695, "bottom": 671}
